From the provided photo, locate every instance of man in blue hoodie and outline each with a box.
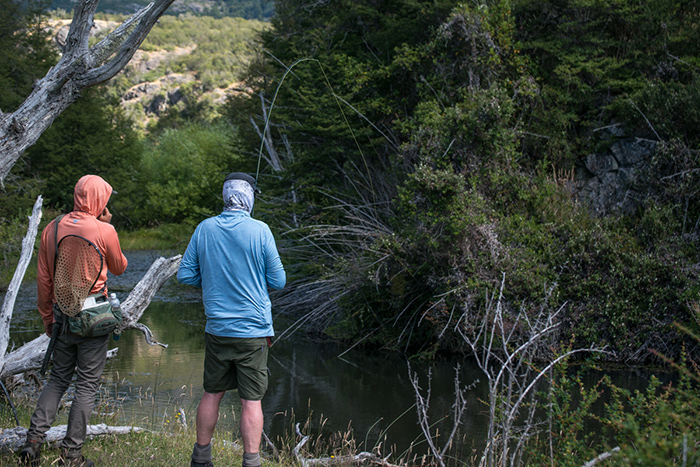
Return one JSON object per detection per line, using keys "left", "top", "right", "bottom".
{"left": 177, "top": 172, "right": 286, "bottom": 467}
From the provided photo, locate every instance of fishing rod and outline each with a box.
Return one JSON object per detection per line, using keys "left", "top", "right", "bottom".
{"left": 252, "top": 56, "right": 395, "bottom": 214}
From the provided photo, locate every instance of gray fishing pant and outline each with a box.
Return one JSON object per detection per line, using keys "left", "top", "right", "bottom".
{"left": 26, "top": 329, "right": 109, "bottom": 453}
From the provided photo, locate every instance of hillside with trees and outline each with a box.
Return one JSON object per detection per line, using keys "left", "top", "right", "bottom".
{"left": 0, "top": 4, "right": 263, "bottom": 282}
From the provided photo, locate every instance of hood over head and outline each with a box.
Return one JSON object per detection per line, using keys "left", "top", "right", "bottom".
{"left": 223, "top": 172, "right": 255, "bottom": 214}
{"left": 73, "top": 175, "right": 113, "bottom": 217}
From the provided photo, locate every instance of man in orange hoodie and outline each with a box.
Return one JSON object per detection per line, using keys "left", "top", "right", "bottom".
{"left": 20, "top": 175, "right": 128, "bottom": 467}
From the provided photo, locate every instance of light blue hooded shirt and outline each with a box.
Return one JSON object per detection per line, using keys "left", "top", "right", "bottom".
{"left": 177, "top": 209, "right": 286, "bottom": 338}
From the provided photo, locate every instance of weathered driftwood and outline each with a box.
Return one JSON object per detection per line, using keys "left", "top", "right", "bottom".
{"left": 122, "top": 255, "right": 182, "bottom": 332}
{"left": 1, "top": 335, "right": 50, "bottom": 381}
{"left": 0, "top": 0, "right": 175, "bottom": 183}
{"left": 292, "top": 424, "right": 398, "bottom": 467}
{"left": 119, "top": 255, "right": 182, "bottom": 345}
{"left": 1, "top": 336, "right": 118, "bottom": 384}
{"left": 582, "top": 447, "right": 621, "bottom": 467}
{"left": 0, "top": 423, "right": 145, "bottom": 451}
{"left": 0, "top": 196, "right": 43, "bottom": 375}
{"left": 0, "top": 255, "right": 182, "bottom": 380}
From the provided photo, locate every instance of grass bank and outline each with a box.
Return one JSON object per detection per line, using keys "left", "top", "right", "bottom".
{"left": 0, "top": 382, "right": 382, "bottom": 467}
{"left": 0, "top": 390, "right": 251, "bottom": 467}
{"left": 0, "top": 430, "right": 249, "bottom": 467}
{"left": 117, "top": 223, "right": 194, "bottom": 251}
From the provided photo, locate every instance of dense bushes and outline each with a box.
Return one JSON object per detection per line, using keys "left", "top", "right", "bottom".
{"left": 227, "top": 0, "right": 700, "bottom": 362}
{"left": 2, "top": 0, "right": 699, "bottom": 362}
{"left": 136, "top": 122, "right": 248, "bottom": 226}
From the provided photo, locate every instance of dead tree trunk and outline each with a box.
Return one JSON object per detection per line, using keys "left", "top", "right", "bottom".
{"left": 0, "top": 255, "right": 182, "bottom": 381}
{"left": 0, "top": 196, "right": 43, "bottom": 375}
{"left": 0, "top": 0, "right": 175, "bottom": 183}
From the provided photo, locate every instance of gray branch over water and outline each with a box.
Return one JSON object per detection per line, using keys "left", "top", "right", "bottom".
{"left": 0, "top": 254, "right": 182, "bottom": 379}
{"left": 119, "top": 254, "right": 182, "bottom": 348}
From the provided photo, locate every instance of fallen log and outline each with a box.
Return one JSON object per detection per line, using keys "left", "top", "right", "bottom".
{"left": 582, "top": 447, "right": 621, "bottom": 467}
{"left": 297, "top": 452, "right": 398, "bottom": 467}
{"left": 0, "top": 423, "right": 146, "bottom": 451}
{"left": 119, "top": 254, "right": 182, "bottom": 347}
{"left": 0, "top": 255, "right": 182, "bottom": 380}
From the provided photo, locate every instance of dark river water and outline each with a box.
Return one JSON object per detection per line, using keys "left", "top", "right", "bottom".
{"left": 5, "top": 250, "right": 666, "bottom": 463}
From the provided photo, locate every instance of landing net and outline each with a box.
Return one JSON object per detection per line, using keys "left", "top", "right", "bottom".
{"left": 54, "top": 235, "right": 104, "bottom": 317}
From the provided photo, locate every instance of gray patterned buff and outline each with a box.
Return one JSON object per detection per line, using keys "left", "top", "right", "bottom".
{"left": 223, "top": 179, "right": 254, "bottom": 213}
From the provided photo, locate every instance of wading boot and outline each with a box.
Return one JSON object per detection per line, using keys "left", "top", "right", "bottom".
{"left": 190, "top": 461, "right": 214, "bottom": 467}
{"left": 58, "top": 450, "right": 95, "bottom": 467}
{"left": 18, "top": 439, "right": 41, "bottom": 466}
{"left": 191, "top": 442, "right": 213, "bottom": 467}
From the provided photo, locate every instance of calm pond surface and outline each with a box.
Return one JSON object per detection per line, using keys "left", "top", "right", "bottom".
{"left": 5, "top": 250, "right": 666, "bottom": 462}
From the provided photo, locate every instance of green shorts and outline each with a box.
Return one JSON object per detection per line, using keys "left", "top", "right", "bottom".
{"left": 203, "top": 334, "right": 270, "bottom": 400}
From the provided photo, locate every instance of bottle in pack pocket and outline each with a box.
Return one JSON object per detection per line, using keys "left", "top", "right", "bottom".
{"left": 109, "top": 293, "right": 122, "bottom": 341}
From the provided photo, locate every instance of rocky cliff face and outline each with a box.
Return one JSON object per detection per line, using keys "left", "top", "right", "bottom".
{"left": 46, "top": 20, "right": 249, "bottom": 131}
{"left": 574, "top": 128, "right": 657, "bottom": 216}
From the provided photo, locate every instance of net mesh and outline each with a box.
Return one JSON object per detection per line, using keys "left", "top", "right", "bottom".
{"left": 54, "top": 235, "right": 103, "bottom": 317}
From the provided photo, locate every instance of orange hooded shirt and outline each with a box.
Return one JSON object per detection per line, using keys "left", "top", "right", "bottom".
{"left": 37, "top": 175, "right": 128, "bottom": 335}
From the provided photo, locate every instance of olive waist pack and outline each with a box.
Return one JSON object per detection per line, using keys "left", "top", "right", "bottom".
{"left": 55, "top": 292, "right": 121, "bottom": 337}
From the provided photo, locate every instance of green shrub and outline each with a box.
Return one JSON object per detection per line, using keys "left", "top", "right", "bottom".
{"left": 135, "top": 122, "right": 249, "bottom": 226}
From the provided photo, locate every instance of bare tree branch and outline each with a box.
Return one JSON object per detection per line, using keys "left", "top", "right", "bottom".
{"left": 0, "top": 0, "right": 175, "bottom": 183}
{"left": 1, "top": 255, "right": 182, "bottom": 380}
{"left": 581, "top": 447, "right": 621, "bottom": 467}
{"left": 408, "top": 363, "right": 470, "bottom": 467}
{"left": 457, "top": 275, "right": 606, "bottom": 467}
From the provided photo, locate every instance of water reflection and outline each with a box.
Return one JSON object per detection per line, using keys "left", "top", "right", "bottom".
{"left": 98, "top": 300, "right": 487, "bottom": 455}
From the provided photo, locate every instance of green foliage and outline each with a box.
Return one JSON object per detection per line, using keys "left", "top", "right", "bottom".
{"left": 513, "top": 0, "right": 700, "bottom": 164}
{"left": 613, "top": 76, "right": 700, "bottom": 146}
{"left": 0, "top": 0, "right": 57, "bottom": 113}
{"left": 117, "top": 223, "right": 194, "bottom": 250}
{"left": 141, "top": 15, "right": 265, "bottom": 91}
{"left": 0, "top": 212, "right": 35, "bottom": 290}
{"left": 523, "top": 357, "right": 700, "bottom": 466}
{"left": 229, "top": 0, "right": 461, "bottom": 210}
{"left": 230, "top": 0, "right": 699, "bottom": 360}
{"left": 600, "top": 372, "right": 700, "bottom": 465}
{"left": 146, "top": 82, "right": 222, "bottom": 133}
{"left": 0, "top": 0, "right": 55, "bottom": 289}
{"left": 136, "top": 122, "right": 247, "bottom": 226}
{"left": 20, "top": 88, "right": 142, "bottom": 220}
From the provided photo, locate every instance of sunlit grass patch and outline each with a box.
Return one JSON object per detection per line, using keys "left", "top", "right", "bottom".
{"left": 118, "top": 223, "right": 194, "bottom": 251}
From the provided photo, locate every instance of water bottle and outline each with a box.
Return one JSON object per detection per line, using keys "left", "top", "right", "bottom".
{"left": 109, "top": 292, "right": 122, "bottom": 341}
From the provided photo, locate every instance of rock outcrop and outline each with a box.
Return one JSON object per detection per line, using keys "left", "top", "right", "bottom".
{"left": 43, "top": 20, "right": 249, "bottom": 130}
{"left": 575, "top": 134, "right": 657, "bottom": 216}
